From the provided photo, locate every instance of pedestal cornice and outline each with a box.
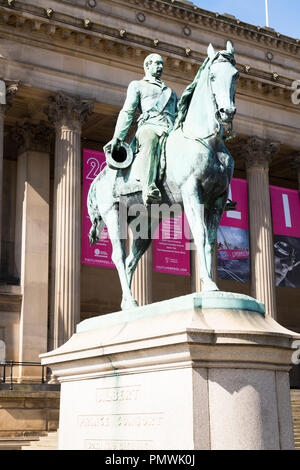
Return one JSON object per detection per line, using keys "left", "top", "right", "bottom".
{"left": 41, "top": 292, "right": 299, "bottom": 378}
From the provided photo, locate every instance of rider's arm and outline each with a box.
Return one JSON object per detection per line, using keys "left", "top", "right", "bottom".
{"left": 113, "top": 81, "right": 140, "bottom": 141}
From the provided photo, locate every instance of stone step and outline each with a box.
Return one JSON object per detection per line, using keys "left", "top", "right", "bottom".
{"left": 23, "top": 446, "right": 57, "bottom": 450}
{"left": 21, "top": 431, "right": 58, "bottom": 451}
{"left": 0, "top": 436, "right": 40, "bottom": 451}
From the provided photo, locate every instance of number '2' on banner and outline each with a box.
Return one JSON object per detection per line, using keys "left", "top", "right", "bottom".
{"left": 81, "top": 149, "right": 115, "bottom": 268}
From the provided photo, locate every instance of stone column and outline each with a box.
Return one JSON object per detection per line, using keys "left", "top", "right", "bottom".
{"left": 191, "top": 244, "right": 217, "bottom": 293}
{"left": 127, "top": 229, "right": 152, "bottom": 306}
{"left": 14, "top": 121, "right": 51, "bottom": 380}
{"left": 45, "top": 92, "right": 93, "bottom": 349}
{"left": 132, "top": 245, "right": 152, "bottom": 306}
{"left": 191, "top": 249, "right": 202, "bottom": 292}
{"left": 244, "top": 137, "right": 279, "bottom": 319}
{"left": 0, "top": 80, "right": 18, "bottom": 271}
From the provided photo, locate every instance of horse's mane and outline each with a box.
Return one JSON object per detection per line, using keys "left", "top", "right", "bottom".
{"left": 173, "top": 51, "right": 235, "bottom": 130}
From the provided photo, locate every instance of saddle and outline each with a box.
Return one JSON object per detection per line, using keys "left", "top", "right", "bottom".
{"left": 112, "top": 133, "right": 168, "bottom": 199}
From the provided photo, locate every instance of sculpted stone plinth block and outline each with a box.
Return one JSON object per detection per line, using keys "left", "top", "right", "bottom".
{"left": 40, "top": 292, "right": 299, "bottom": 450}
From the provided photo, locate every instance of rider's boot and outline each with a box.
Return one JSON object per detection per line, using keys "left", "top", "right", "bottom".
{"left": 142, "top": 143, "right": 162, "bottom": 205}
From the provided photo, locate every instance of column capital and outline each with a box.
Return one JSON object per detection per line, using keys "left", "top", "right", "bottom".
{"left": 289, "top": 151, "right": 300, "bottom": 171}
{"left": 241, "top": 137, "right": 280, "bottom": 170}
{"left": 44, "top": 91, "right": 94, "bottom": 131}
{"left": 0, "top": 79, "right": 19, "bottom": 116}
{"left": 14, "top": 120, "right": 52, "bottom": 154}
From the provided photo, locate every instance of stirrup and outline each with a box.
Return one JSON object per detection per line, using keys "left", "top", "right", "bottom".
{"left": 143, "top": 184, "right": 162, "bottom": 206}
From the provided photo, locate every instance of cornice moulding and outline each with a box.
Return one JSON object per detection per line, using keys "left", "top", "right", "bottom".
{"left": 1, "top": 0, "right": 299, "bottom": 54}
{"left": 125, "top": 0, "right": 300, "bottom": 48}
{"left": 0, "top": 3, "right": 298, "bottom": 105}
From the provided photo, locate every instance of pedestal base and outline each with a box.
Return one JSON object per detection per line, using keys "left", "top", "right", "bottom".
{"left": 41, "top": 292, "right": 299, "bottom": 450}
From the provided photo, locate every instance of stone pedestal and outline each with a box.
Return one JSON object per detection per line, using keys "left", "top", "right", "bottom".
{"left": 41, "top": 292, "right": 298, "bottom": 450}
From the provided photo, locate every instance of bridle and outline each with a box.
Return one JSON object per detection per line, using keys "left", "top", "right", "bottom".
{"left": 180, "top": 52, "right": 237, "bottom": 146}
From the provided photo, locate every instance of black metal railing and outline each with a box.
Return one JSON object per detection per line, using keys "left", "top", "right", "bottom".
{"left": 0, "top": 361, "right": 48, "bottom": 390}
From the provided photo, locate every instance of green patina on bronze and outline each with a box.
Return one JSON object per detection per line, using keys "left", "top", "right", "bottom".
{"left": 88, "top": 41, "right": 240, "bottom": 311}
{"left": 77, "top": 292, "right": 265, "bottom": 333}
{"left": 104, "top": 53, "right": 178, "bottom": 206}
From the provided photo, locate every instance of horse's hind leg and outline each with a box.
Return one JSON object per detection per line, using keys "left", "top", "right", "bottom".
{"left": 125, "top": 215, "right": 159, "bottom": 292}
{"left": 103, "top": 207, "right": 138, "bottom": 310}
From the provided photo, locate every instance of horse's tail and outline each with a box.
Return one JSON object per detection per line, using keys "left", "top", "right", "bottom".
{"left": 87, "top": 173, "right": 105, "bottom": 247}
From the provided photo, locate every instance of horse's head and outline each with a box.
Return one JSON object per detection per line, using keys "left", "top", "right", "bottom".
{"left": 207, "top": 41, "right": 239, "bottom": 124}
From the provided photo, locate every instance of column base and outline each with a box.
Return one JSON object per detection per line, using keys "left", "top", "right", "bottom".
{"left": 40, "top": 292, "right": 299, "bottom": 450}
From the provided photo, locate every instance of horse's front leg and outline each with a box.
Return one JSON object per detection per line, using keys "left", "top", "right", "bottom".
{"left": 103, "top": 208, "right": 138, "bottom": 310}
{"left": 181, "top": 178, "right": 218, "bottom": 292}
{"left": 204, "top": 190, "right": 229, "bottom": 280}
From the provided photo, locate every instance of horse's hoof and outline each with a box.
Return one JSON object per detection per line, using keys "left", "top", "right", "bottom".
{"left": 202, "top": 280, "right": 219, "bottom": 292}
{"left": 121, "top": 299, "right": 139, "bottom": 310}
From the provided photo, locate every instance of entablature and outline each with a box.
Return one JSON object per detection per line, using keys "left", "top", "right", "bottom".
{"left": 0, "top": 2, "right": 298, "bottom": 108}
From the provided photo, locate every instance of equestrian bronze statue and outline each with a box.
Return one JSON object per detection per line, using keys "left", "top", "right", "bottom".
{"left": 88, "top": 41, "right": 239, "bottom": 310}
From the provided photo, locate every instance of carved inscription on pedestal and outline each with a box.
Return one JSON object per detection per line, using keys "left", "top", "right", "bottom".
{"left": 76, "top": 382, "right": 164, "bottom": 450}
{"left": 84, "top": 439, "right": 153, "bottom": 450}
{"left": 96, "top": 385, "right": 141, "bottom": 403}
{"left": 78, "top": 412, "right": 164, "bottom": 428}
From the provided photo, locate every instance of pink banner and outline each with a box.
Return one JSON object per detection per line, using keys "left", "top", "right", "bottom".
{"left": 217, "top": 178, "right": 250, "bottom": 282}
{"left": 81, "top": 149, "right": 115, "bottom": 268}
{"left": 153, "top": 214, "right": 190, "bottom": 276}
{"left": 270, "top": 185, "right": 300, "bottom": 237}
{"left": 220, "top": 178, "right": 249, "bottom": 230}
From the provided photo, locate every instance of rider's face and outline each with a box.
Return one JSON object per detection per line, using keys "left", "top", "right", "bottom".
{"left": 146, "top": 57, "right": 164, "bottom": 79}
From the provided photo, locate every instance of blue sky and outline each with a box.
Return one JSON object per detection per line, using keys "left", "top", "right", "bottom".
{"left": 193, "top": 0, "right": 299, "bottom": 39}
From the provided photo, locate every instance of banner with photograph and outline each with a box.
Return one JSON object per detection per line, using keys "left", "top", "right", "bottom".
{"left": 153, "top": 214, "right": 190, "bottom": 276}
{"left": 217, "top": 178, "right": 250, "bottom": 282}
{"left": 270, "top": 185, "right": 300, "bottom": 288}
{"left": 81, "top": 149, "right": 115, "bottom": 269}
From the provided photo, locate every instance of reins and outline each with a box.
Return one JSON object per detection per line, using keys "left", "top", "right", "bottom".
{"left": 177, "top": 52, "right": 236, "bottom": 145}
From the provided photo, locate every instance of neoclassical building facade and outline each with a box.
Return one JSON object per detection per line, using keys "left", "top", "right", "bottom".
{"left": 0, "top": 0, "right": 299, "bottom": 384}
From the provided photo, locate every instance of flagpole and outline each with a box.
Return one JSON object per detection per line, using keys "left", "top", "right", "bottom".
{"left": 265, "top": 0, "right": 269, "bottom": 27}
